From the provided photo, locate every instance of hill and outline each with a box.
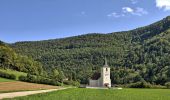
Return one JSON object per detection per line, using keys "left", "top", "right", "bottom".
{"left": 9, "top": 16, "right": 170, "bottom": 85}
{"left": 0, "top": 41, "right": 44, "bottom": 75}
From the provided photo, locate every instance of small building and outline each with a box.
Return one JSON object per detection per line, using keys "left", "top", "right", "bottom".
{"left": 88, "top": 58, "right": 111, "bottom": 88}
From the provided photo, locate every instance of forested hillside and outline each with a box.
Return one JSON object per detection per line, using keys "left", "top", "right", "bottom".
{"left": 0, "top": 41, "right": 43, "bottom": 75}
{"left": 11, "top": 16, "right": 170, "bottom": 85}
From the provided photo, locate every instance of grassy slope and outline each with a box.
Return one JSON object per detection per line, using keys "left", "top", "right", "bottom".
{"left": 9, "top": 88, "right": 170, "bottom": 100}
{"left": 0, "top": 77, "right": 15, "bottom": 82}
{"left": 0, "top": 69, "right": 27, "bottom": 80}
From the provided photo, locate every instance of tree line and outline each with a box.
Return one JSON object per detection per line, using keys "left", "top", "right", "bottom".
{"left": 3, "top": 16, "right": 170, "bottom": 86}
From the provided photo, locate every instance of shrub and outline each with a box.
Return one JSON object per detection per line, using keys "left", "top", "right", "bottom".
{"left": 50, "top": 80, "right": 62, "bottom": 86}
{"left": 19, "top": 75, "right": 28, "bottom": 81}
{"left": 72, "top": 81, "right": 80, "bottom": 87}
{"left": 0, "top": 71, "right": 16, "bottom": 80}
{"left": 128, "top": 82, "right": 152, "bottom": 88}
{"left": 10, "top": 74, "right": 16, "bottom": 79}
{"left": 19, "top": 74, "right": 62, "bottom": 86}
{"left": 165, "top": 82, "right": 170, "bottom": 89}
{"left": 63, "top": 80, "right": 71, "bottom": 85}
{"left": 63, "top": 80, "right": 80, "bottom": 87}
{"left": 150, "top": 84, "right": 165, "bottom": 89}
{"left": 27, "top": 74, "right": 37, "bottom": 83}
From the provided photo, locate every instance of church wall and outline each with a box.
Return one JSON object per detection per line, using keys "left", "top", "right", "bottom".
{"left": 89, "top": 80, "right": 98, "bottom": 87}
{"left": 89, "top": 79, "right": 101, "bottom": 87}
{"left": 101, "top": 67, "right": 111, "bottom": 87}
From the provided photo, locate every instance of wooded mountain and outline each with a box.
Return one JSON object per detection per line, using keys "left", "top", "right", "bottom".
{"left": 0, "top": 41, "right": 44, "bottom": 75}
{"left": 8, "top": 16, "right": 170, "bottom": 85}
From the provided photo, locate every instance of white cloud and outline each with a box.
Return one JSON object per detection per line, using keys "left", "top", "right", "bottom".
{"left": 122, "top": 7, "right": 148, "bottom": 16}
{"left": 107, "top": 7, "right": 148, "bottom": 18}
{"left": 156, "top": 0, "right": 170, "bottom": 11}
{"left": 122, "top": 7, "right": 134, "bottom": 13}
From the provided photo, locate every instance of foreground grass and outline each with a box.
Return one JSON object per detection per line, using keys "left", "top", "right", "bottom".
{"left": 0, "top": 69, "right": 27, "bottom": 80}
{"left": 7, "top": 88, "right": 170, "bottom": 100}
{"left": 0, "top": 77, "right": 15, "bottom": 82}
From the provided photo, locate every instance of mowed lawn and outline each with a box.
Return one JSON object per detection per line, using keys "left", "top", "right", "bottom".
{"left": 8, "top": 88, "right": 170, "bottom": 100}
{"left": 0, "top": 77, "right": 15, "bottom": 82}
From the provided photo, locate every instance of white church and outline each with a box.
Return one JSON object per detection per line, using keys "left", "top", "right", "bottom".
{"left": 88, "top": 58, "right": 111, "bottom": 88}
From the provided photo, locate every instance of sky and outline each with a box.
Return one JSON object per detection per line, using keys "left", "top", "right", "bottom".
{"left": 0, "top": 0, "right": 170, "bottom": 43}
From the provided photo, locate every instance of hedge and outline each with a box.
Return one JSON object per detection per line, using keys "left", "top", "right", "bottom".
{"left": 128, "top": 82, "right": 152, "bottom": 88}
{"left": 0, "top": 71, "right": 16, "bottom": 80}
{"left": 165, "top": 82, "right": 170, "bottom": 89}
{"left": 19, "top": 74, "right": 62, "bottom": 86}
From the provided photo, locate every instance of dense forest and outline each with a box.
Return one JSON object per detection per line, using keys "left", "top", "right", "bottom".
{"left": 2, "top": 16, "right": 170, "bottom": 85}
{"left": 0, "top": 41, "right": 71, "bottom": 86}
{"left": 0, "top": 41, "right": 43, "bottom": 75}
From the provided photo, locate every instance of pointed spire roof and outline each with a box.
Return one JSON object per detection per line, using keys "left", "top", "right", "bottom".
{"left": 104, "top": 57, "right": 109, "bottom": 67}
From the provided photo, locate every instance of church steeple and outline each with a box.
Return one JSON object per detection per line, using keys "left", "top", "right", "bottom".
{"left": 105, "top": 57, "right": 108, "bottom": 66}
{"left": 104, "top": 57, "right": 108, "bottom": 67}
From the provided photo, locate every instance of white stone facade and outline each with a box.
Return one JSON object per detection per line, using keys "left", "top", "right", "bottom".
{"left": 88, "top": 59, "right": 111, "bottom": 87}
{"left": 89, "top": 79, "right": 101, "bottom": 87}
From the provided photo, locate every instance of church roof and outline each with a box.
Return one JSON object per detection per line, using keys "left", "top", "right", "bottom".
{"left": 103, "top": 57, "right": 109, "bottom": 67}
{"left": 91, "top": 72, "right": 101, "bottom": 80}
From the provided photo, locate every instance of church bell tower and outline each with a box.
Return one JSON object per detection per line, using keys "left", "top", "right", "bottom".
{"left": 101, "top": 58, "right": 111, "bottom": 87}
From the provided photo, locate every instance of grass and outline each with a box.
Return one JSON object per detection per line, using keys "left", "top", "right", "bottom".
{"left": 0, "top": 69, "right": 27, "bottom": 80}
{"left": 0, "top": 69, "right": 60, "bottom": 94}
{"left": 0, "top": 77, "right": 15, "bottom": 82}
{"left": 6, "top": 88, "right": 170, "bottom": 100}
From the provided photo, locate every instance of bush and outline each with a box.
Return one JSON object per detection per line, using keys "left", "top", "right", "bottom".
{"left": 19, "top": 74, "right": 62, "bottom": 86}
{"left": 50, "top": 80, "right": 62, "bottom": 86}
{"left": 27, "top": 74, "right": 37, "bottom": 83}
{"left": 72, "top": 81, "right": 80, "bottom": 87}
{"left": 19, "top": 75, "right": 28, "bottom": 81}
{"left": 151, "top": 84, "right": 165, "bottom": 89}
{"left": 10, "top": 74, "right": 16, "bottom": 79}
{"left": 0, "top": 71, "right": 16, "bottom": 80}
{"left": 63, "top": 80, "right": 80, "bottom": 87}
{"left": 128, "top": 82, "right": 152, "bottom": 88}
{"left": 165, "top": 82, "right": 170, "bottom": 89}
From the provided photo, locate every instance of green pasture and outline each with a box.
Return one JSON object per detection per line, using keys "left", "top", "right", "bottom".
{"left": 0, "top": 77, "right": 14, "bottom": 82}
{"left": 7, "top": 88, "right": 170, "bottom": 100}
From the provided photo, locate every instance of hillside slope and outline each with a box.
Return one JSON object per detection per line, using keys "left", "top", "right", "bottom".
{"left": 0, "top": 41, "right": 43, "bottom": 75}
{"left": 11, "top": 16, "right": 170, "bottom": 85}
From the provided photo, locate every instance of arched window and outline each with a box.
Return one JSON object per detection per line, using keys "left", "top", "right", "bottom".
{"left": 106, "top": 68, "right": 108, "bottom": 71}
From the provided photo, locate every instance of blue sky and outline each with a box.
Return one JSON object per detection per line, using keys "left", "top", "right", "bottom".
{"left": 0, "top": 0, "right": 170, "bottom": 43}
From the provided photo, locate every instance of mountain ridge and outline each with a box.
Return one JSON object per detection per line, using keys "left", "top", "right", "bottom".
{"left": 2, "top": 16, "right": 170, "bottom": 84}
{"left": 10, "top": 16, "right": 170, "bottom": 44}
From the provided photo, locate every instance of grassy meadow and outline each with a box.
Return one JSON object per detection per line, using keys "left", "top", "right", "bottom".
{"left": 7, "top": 88, "right": 170, "bottom": 100}
{"left": 0, "top": 77, "right": 15, "bottom": 82}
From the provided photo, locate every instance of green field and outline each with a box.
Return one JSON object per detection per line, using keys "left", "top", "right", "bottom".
{"left": 0, "top": 77, "right": 15, "bottom": 82}
{"left": 0, "top": 69, "right": 27, "bottom": 80}
{"left": 7, "top": 88, "right": 170, "bottom": 100}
